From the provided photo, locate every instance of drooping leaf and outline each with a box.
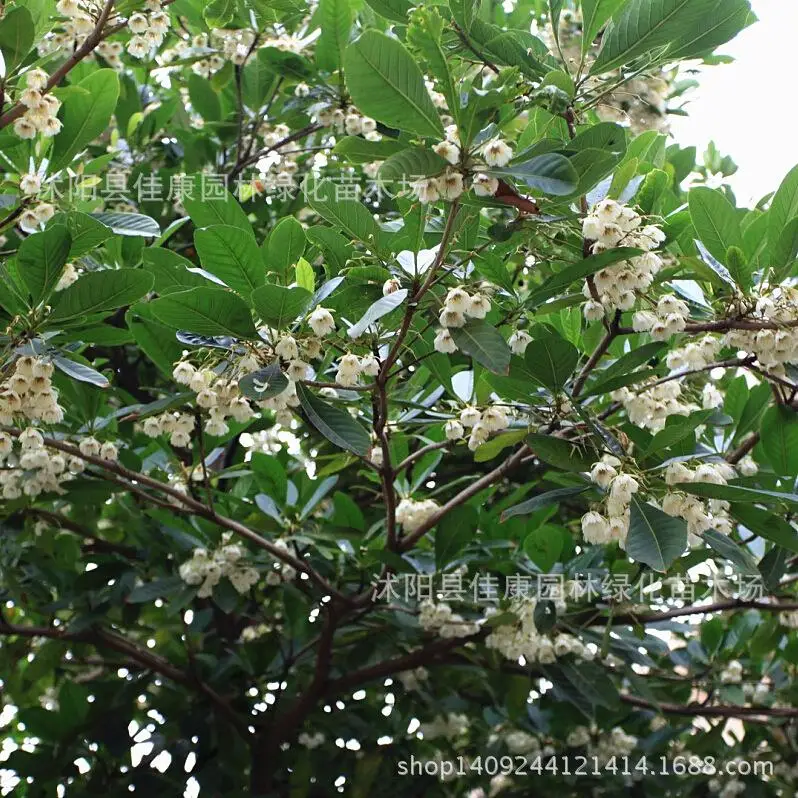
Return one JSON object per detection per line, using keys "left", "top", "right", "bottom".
{"left": 251, "top": 284, "right": 312, "bottom": 329}
{"left": 450, "top": 320, "right": 512, "bottom": 375}
{"left": 266, "top": 217, "right": 306, "bottom": 277}
{"left": 760, "top": 405, "right": 798, "bottom": 477}
{"left": 149, "top": 287, "right": 258, "bottom": 339}
{"left": 194, "top": 225, "right": 265, "bottom": 296}
{"left": 487, "top": 153, "right": 579, "bottom": 196}
{"left": 304, "top": 176, "right": 379, "bottom": 246}
{"left": 49, "top": 270, "right": 154, "bottom": 322}
{"left": 435, "top": 505, "right": 477, "bottom": 569}
{"left": 689, "top": 186, "right": 743, "bottom": 265}
{"left": 347, "top": 290, "right": 407, "bottom": 339}
{"left": 626, "top": 497, "right": 687, "bottom": 572}
{"left": 344, "top": 30, "right": 444, "bottom": 138}
{"left": 17, "top": 225, "right": 71, "bottom": 305}
{"left": 501, "top": 486, "right": 589, "bottom": 522}
{"left": 522, "top": 335, "right": 579, "bottom": 391}
{"left": 296, "top": 383, "right": 370, "bottom": 456}
{"left": 702, "top": 529, "right": 759, "bottom": 576}
{"left": 315, "top": 0, "right": 352, "bottom": 73}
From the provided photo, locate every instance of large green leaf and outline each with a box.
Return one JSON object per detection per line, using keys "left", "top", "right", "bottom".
{"left": 592, "top": 0, "right": 744, "bottom": 74}
{"left": 760, "top": 405, "right": 798, "bottom": 477}
{"left": 526, "top": 434, "right": 597, "bottom": 472}
{"left": 580, "top": 0, "right": 628, "bottom": 55}
{"left": 17, "top": 225, "right": 71, "bottom": 305}
{"left": 702, "top": 529, "right": 759, "bottom": 576}
{"left": 522, "top": 334, "right": 579, "bottom": 391}
{"left": 378, "top": 147, "right": 449, "bottom": 183}
{"left": 665, "top": 0, "right": 752, "bottom": 61}
{"left": 194, "top": 225, "right": 265, "bottom": 296}
{"left": 450, "top": 320, "right": 511, "bottom": 375}
{"left": 315, "top": 0, "right": 351, "bottom": 72}
{"left": 149, "top": 287, "right": 258, "bottom": 339}
{"left": 89, "top": 212, "right": 160, "bottom": 238}
{"left": 187, "top": 73, "right": 221, "bottom": 122}
{"left": 266, "top": 217, "right": 306, "bottom": 277}
{"left": 501, "top": 486, "right": 589, "bottom": 522}
{"left": 49, "top": 269, "right": 153, "bottom": 322}
{"left": 362, "top": 0, "right": 413, "bottom": 22}
{"left": 60, "top": 212, "right": 113, "bottom": 258}
{"left": 524, "top": 524, "right": 564, "bottom": 572}
{"left": 683, "top": 483, "right": 798, "bottom": 507}
{"left": 333, "top": 136, "right": 408, "bottom": 164}
{"left": 626, "top": 497, "right": 687, "bottom": 572}
{"left": 0, "top": 6, "right": 34, "bottom": 72}
{"left": 435, "top": 505, "right": 477, "bottom": 569}
{"left": 251, "top": 284, "right": 312, "bottom": 329}
{"left": 51, "top": 70, "right": 120, "bottom": 171}
{"left": 142, "top": 248, "right": 207, "bottom": 295}
{"left": 688, "top": 186, "right": 742, "bottom": 265}
{"left": 296, "top": 383, "right": 370, "bottom": 456}
{"left": 304, "top": 177, "right": 379, "bottom": 246}
{"left": 487, "top": 153, "right": 579, "bottom": 196}
{"left": 768, "top": 163, "right": 798, "bottom": 251}
{"left": 344, "top": 30, "right": 444, "bottom": 138}
{"left": 181, "top": 176, "right": 253, "bottom": 234}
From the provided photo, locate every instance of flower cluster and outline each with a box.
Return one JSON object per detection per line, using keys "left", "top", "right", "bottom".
{"left": 0, "top": 428, "right": 82, "bottom": 499}
{"left": 418, "top": 600, "right": 480, "bottom": 639}
{"left": 0, "top": 357, "right": 64, "bottom": 425}
{"left": 566, "top": 726, "right": 638, "bottom": 765}
{"left": 141, "top": 411, "right": 195, "bottom": 448}
{"left": 726, "top": 287, "right": 798, "bottom": 368}
{"left": 178, "top": 534, "right": 259, "bottom": 598}
{"left": 264, "top": 539, "right": 297, "bottom": 584}
{"left": 665, "top": 335, "right": 723, "bottom": 371}
{"left": 125, "top": 1, "right": 171, "bottom": 59}
{"left": 581, "top": 459, "right": 639, "bottom": 547}
{"left": 12, "top": 69, "right": 62, "bottom": 140}
{"left": 297, "top": 731, "right": 326, "bottom": 749}
{"left": 611, "top": 379, "right": 696, "bottom": 433}
{"left": 317, "top": 104, "right": 378, "bottom": 139}
{"left": 484, "top": 598, "right": 589, "bottom": 664}
{"left": 395, "top": 498, "right": 440, "bottom": 533}
{"left": 444, "top": 404, "right": 511, "bottom": 451}
{"left": 661, "top": 460, "right": 737, "bottom": 537}
{"left": 397, "top": 666, "right": 429, "bottom": 691}
{"left": 333, "top": 352, "right": 379, "bottom": 386}
{"left": 172, "top": 360, "right": 257, "bottom": 436}
{"left": 418, "top": 713, "right": 469, "bottom": 741}
{"left": 581, "top": 200, "right": 666, "bottom": 319}
{"left": 433, "top": 286, "right": 492, "bottom": 354}
{"left": 18, "top": 202, "right": 56, "bottom": 235}
{"left": 631, "top": 294, "right": 691, "bottom": 341}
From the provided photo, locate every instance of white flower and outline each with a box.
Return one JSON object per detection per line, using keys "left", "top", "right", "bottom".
{"left": 583, "top": 300, "right": 604, "bottom": 322}
{"left": 307, "top": 307, "right": 335, "bottom": 336}
{"left": 609, "top": 474, "right": 639, "bottom": 504}
{"left": 590, "top": 461, "right": 617, "bottom": 488}
{"left": 359, "top": 354, "right": 380, "bottom": 377}
{"left": 13, "top": 118, "right": 37, "bottom": 140}
{"left": 439, "top": 307, "right": 466, "bottom": 328}
{"left": 172, "top": 361, "right": 195, "bottom": 385}
{"left": 411, "top": 177, "right": 440, "bottom": 204}
{"left": 738, "top": 456, "right": 758, "bottom": 477}
{"left": 632, "top": 311, "right": 657, "bottom": 332}
{"left": 436, "top": 170, "right": 464, "bottom": 201}
{"left": 481, "top": 406, "right": 509, "bottom": 432}
{"left": 433, "top": 140, "right": 460, "bottom": 165}
{"left": 434, "top": 328, "right": 458, "bottom": 353}
{"left": 19, "top": 173, "right": 42, "bottom": 195}
{"left": 79, "top": 437, "right": 102, "bottom": 457}
{"left": 472, "top": 173, "right": 499, "bottom": 197}
{"left": 665, "top": 462, "right": 693, "bottom": 485}
{"left": 466, "top": 293, "right": 491, "bottom": 319}
{"left": 25, "top": 69, "right": 49, "bottom": 91}
{"left": 468, "top": 421, "right": 490, "bottom": 450}
{"left": 481, "top": 139, "right": 513, "bottom": 167}
{"left": 445, "top": 419, "right": 464, "bottom": 440}
{"left": 459, "top": 406, "right": 481, "bottom": 428}
{"left": 396, "top": 246, "right": 439, "bottom": 277}
{"left": 275, "top": 335, "right": 299, "bottom": 361}
{"left": 286, "top": 359, "right": 310, "bottom": 382}
{"left": 445, "top": 287, "right": 471, "bottom": 313}
{"left": 99, "top": 442, "right": 118, "bottom": 461}
{"left": 581, "top": 512, "right": 610, "bottom": 544}
{"left": 702, "top": 383, "right": 723, "bottom": 409}
{"left": 383, "top": 278, "right": 401, "bottom": 296}
{"left": 507, "top": 330, "right": 532, "bottom": 355}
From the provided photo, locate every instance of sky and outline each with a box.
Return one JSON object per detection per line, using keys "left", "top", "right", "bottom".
{"left": 668, "top": 0, "right": 798, "bottom": 205}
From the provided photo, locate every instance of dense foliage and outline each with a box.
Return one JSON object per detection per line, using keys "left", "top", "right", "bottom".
{"left": 1, "top": 0, "right": 798, "bottom": 795}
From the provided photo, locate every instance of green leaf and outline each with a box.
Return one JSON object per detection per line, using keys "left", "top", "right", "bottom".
{"left": 378, "top": 147, "right": 449, "bottom": 184}
{"left": 526, "top": 433, "right": 597, "bottom": 472}
{"left": 768, "top": 164, "right": 798, "bottom": 252}
{"left": 488, "top": 153, "right": 579, "bottom": 196}
{"left": 731, "top": 506, "right": 798, "bottom": 554}
{"left": 522, "top": 334, "right": 579, "bottom": 392}
{"left": 89, "top": 212, "right": 160, "bottom": 238}
{"left": 296, "top": 383, "right": 370, "bottom": 456}
{"left": 688, "top": 186, "right": 742, "bottom": 265}
{"left": 51, "top": 70, "right": 120, "bottom": 171}
{"left": 344, "top": 30, "right": 444, "bottom": 139}
{"left": 295, "top": 258, "right": 315, "bottom": 293}
{"left": 473, "top": 429, "right": 526, "bottom": 463}
{"left": 760, "top": 405, "right": 798, "bottom": 477}
{"left": 251, "top": 284, "right": 312, "bottom": 328}
{"left": 149, "top": 287, "right": 258, "bottom": 339}
{"left": 592, "top": 0, "right": 745, "bottom": 75}
{"left": 17, "top": 224, "right": 71, "bottom": 305}
{"left": 52, "top": 356, "right": 109, "bottom": 388}
{"left": 180, "top": 176, "right": 253, "bottom": 234}
{"left": 49, "top": 269, "right": 153, "bottom": 322}
{"left": 362, "top": 0, "right": 413, "bottom": 22}
{"left": 435, "top": 505, "right": 477, "bottom": 569}
{"left": 126, "top": 308, "right": 185, "bottom": 378}
{"left": 204, "top": 0, "right": 235, "bottom": 26}
{"left": 267, "top": 217, "right": 306, "bottom": 277}
{"left": 127, "top": 576, "right": 185, "bottom": 603}
{"left": 665, "top": 0, "right": 752, "bottom": 62}
{"left": 626, "top": 497, "right": 687, "bottom": 572}
{"left": 333, "top": 136, "right": 408, "bottom": 164}
{"left": 644, "top": 411, "right": 712, "bottom": 457}
{"left": 584, "top": 342, "right": 665, "bottom": 396}
{"left": 142, "top": 248, "right": 207, "bottom": 294}
{"left": 450, "top": 320, "right": 511, "bottom": 375}
{"left": 581, "top": 0, "right": 628, "bottom": 55}
{"left": 347, "top": 289, "right": 407, "bottom": 340}
{"left": 194, "top": 225, "right": 265, "bottom": 296}
{"left": 500, "top": 486, "right": 588, "bottom": 522}
{"left": 187, "top": 73, "right": 221, "bottom": 122}
{"left": 59, "top": 212, "right": 112, "bottom": 257}
{"left": 524, "top": 524, "right": 564, "bottom": 571}
{"left": 304, "top": 177, "right": 379, "bottom": 246}
{"left": 0, "top": 7, "right": 34, "bottom": 73}
{"left": 682, "top": 483, "right": 798, "bottom": 507}
{"left": 315, "top": 0, "right": 351, "bottom": 73}
{"left": 702, "top": 529, "right": 759, "bottom": 576}
{"left": 238, "top": 363, "right": 289, "bottom": 401}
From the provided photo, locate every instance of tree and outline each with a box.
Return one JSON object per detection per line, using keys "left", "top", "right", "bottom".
{"left": 0, "top": 0, "right": 797, "bottom": 795}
